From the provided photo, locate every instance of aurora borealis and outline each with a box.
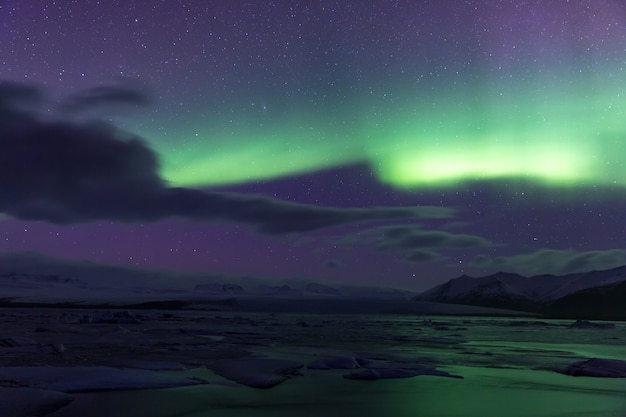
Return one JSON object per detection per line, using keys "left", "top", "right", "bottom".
{"left": 1, "top": 0, "right": 626, "bottom": 289}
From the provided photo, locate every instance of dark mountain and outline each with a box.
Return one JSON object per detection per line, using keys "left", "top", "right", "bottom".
{"left": 415, "top": 265, "right": 626, "bottom": 320}
{"left": 547, "top": 280, "right": 626, "bottom": 320}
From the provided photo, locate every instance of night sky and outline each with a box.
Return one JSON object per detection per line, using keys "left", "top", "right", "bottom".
{"left": 1, "top": 0, "right": 626, "bottom": 290}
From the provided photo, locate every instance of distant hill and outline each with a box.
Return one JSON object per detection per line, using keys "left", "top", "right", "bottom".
{"left": 547, "top": 279, "right": 626, "bottom": 319}
{"left": 414, "top": 265, "right": 626, "bottom": 320}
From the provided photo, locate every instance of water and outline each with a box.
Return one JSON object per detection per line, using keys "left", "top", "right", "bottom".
{"left": 44, "top": 313, "right": 626, "bottom": 417}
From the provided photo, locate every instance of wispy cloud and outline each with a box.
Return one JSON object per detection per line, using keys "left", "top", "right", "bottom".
{"left": 471, "top": 248, "right": 626, "bottom": 275}
{"left": 342, "top": 225, "right": 491, "bottom": 263}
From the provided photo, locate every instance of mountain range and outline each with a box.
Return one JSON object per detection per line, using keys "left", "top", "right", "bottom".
{"left": 1, "top": 252, "right": 624, "bottom": 319}
{"left": 414, "top": 265, "right": 626, "bottom": 319}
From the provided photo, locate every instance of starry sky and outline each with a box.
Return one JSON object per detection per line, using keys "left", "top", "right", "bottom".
{"left": 1, "top": 0, "right": 626, "bottom": 291}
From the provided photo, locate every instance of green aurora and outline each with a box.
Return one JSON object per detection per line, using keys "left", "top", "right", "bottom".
{"left": 149, "top": 67, "right": 626, "bottom": 190}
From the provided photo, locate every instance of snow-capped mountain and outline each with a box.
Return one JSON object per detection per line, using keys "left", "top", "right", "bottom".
{"left": 415, "top": 265, "right": 626, "bottom": 318}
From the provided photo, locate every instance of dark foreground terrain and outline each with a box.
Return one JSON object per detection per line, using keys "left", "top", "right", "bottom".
{"left": 0, "top": 306, "right": 625, "bottom": 417}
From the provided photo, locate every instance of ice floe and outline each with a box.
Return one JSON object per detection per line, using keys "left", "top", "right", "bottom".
{"left": 0, "top": 387, "right": 73, "bottom": 417}
{"left": 343, "top": 368, "right": 423, "bottom": 380}
{"left": 567, "top": 320, "right": 615, "bottom": 329}
{"left": 561, "top": 358, "right": 626, "bottom": 377}
{"left": 0, "top": 366, "right": 207, "bottom": 392}
{"left": 206, "top": 358, "right": 304, "bottom": 388}
{"left": 123, "top": 360, "right": 187, "bottom": 371}
{"left": 307, "top": 356, "right": 369, "bottom": 369}
{"left": 342, "top": 362, "right": 463, "bottom": 380}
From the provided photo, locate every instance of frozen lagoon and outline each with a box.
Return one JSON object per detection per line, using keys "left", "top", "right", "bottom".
{"left": 0, "top": 308, "right": 624, "bottom": 416}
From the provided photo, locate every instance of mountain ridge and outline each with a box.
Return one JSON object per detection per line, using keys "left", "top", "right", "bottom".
{"left": 415, "top": 265, "right": 626, "bottom": 319}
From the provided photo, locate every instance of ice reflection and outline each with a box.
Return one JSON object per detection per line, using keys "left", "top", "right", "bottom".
{"left": 16, "top": 311, "right": 624, "bottom": 417}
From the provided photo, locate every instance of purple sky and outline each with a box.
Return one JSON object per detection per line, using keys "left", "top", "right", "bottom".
{"left": 1, "top": 1, "right": 626, "bottom": 291}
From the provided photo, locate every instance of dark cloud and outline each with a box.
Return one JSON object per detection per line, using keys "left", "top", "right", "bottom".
{"left": 59, "top": 79, "right": 152, "bottom": 114}
{"left": 325, "top": 260, "right": 342, "bottom": 269}
{"left": 340, "top": 225, "right": 490, "bottom": 263}
{"left": 0, "top": 81, "right": 451, "bottom": 234}
{"left": 372, "top": 226, "right": 491, "bottom": 251}
{"left": 470, "top": 249, "right": 626, "bottom": 276}
{"left": 0, "top": 82, "right": 42, "bottom": 110}
{"left": 161, "top": 188, "right": 447, "bottom": 234}
{"left": 405, "top": 250, "right": 440, "bottom": 263}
